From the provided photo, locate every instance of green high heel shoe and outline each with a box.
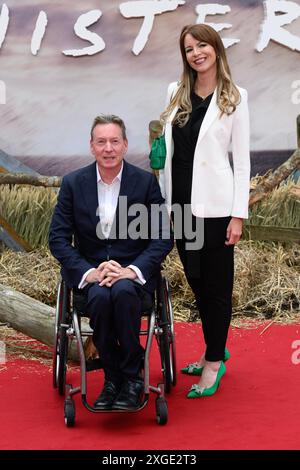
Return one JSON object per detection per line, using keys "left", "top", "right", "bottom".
{"left": 181, "top": 348, "right": 230, "bottom": 376}
{"left": 187, "top": 361, "right": 226, "bottom": 398}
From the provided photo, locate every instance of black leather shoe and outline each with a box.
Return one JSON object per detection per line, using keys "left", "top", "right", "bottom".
{"left": 93, "top": 380, "right": 121, "bottom": 410}
{"left": 112, "top": 378, "right": 144, "bottom": 410}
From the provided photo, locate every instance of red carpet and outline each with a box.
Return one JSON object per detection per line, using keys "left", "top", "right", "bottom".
{"left": 1, "top": 321, "right": 300, "bottom": 450}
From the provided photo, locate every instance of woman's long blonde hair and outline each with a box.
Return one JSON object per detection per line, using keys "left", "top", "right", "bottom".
{"left": 161, "top": 24, "right": 241, "bottom": 127}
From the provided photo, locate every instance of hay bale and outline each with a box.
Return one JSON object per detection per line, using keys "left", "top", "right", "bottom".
{"left": 162, "top": 242, "right": 300, "bottom": 323}
{"left": 233, "top": 242, "right": 300, "bottom": 319}
{"left": 0, "top": 185, "right": 56, "bottom": 248}
{"left": 0, "top": 242, "right": 299, "bottom": 324}
{"left": 0, "top": 248, "right": 59, "bottom": 305}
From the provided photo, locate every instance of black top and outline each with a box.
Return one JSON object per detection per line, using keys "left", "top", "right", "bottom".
{"left": 171, "top": 92, "right": 219, "bottom": 277}
{"left": 172, "top": 92, "right": 213, "bottom": 206}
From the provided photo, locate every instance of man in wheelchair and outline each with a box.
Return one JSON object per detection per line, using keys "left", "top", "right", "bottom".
{"left": 49, "top": 114, "right": 173, "bottom": 411}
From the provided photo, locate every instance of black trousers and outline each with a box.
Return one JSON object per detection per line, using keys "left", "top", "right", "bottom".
{"left": 86, "top": 279, "right": 145, "bottom": 383}
{"left": 176, "top": 216, "right": 234, "bottom": 362}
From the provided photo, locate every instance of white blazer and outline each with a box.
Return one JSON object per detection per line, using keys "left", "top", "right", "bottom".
{"left": 159, "top": 82, "right": 251, "bottom": 219}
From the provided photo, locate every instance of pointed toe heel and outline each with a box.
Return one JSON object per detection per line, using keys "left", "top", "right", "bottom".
{"left": 182, "top": 348, "right": 230, "bottom": 376}
{"left": 187, "top": 361, "right": 226, "bottom": 398}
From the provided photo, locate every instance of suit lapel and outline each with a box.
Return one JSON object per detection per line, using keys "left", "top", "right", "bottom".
{"left": 80, "top": 162, "right": 99, "bottom": 228}
{"left": 196, "top": 88, "right": 219, "bottom": 146}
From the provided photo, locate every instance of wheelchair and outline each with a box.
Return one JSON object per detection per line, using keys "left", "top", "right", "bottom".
{"left": 52, "top": 271, "right": 177, "bottom": 427}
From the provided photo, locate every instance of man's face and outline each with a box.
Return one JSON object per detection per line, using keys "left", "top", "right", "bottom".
{"left": 90, "top": 123, "right": 128, "bottom": 173}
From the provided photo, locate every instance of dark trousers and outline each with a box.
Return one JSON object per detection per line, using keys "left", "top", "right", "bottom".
{"left": 176, "top": 216, "right": 234, "bottom": 361}
{"left": 86, "top": 279, "right": 145, "bottom": 383}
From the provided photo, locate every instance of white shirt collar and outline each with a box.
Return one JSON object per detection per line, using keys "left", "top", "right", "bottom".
{"left": 96, "top": 162, "right": 123, "bottom": 184}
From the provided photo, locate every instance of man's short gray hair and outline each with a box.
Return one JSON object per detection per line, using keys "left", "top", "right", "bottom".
{"left": 90, "top": 114, "right": 127, "bottom": 140}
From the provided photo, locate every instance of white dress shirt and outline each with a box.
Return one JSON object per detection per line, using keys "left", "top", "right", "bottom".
{"left": 78, "top": 163, "right": 146, "bottom": 288}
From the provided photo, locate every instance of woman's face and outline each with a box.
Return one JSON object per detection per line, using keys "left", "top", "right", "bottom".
{"left": 184, "top": 33, "right": 217, "bottom": 75}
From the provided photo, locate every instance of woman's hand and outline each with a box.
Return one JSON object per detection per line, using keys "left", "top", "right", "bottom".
{"left": 225, "top": 217, "right": 243, "bottom": 246}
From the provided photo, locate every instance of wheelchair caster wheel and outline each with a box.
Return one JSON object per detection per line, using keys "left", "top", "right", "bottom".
{"left": 64, "top": 398, "right": 75, "bottom": 427}
{"left": 155, "top": 397, "right": 168, "bottom": 425}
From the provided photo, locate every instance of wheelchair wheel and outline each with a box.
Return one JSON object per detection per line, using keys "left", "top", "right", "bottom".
{"left": 53, "top": 280, "right": 70, "bottom": 395}
{"left": 157, "top": 276, "right": 177, "bottom": 393}
{"left": 155, "top": 396, "right": 168, "bottom": 425}
{"left": 64, "top": 398, "right": 75, "bottom": 427}
{"left": 163, "top": 277, "right": 177, "bottom": 387}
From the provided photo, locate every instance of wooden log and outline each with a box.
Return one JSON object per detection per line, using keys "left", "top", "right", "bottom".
{"left": 0, "top": 172, "right": 62, "bottom": 187}
{"left": 0, "top": 283, "right": 90, "bottom": 360}
{"left": 243, "top": 225, "right": 300, "bottom": 243}
{"left": 249, "top": 149, "right": 300, "bottom": 207}
{"left": 0, "top": 283, "right": 55, "bottom": 346}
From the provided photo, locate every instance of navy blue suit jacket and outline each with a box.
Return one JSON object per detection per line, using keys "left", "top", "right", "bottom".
{"left": 49, "top": 160, "right": 173, "bottom": 292}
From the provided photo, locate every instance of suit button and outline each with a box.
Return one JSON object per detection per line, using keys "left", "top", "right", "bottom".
{"left": 201, "top": 161, "right": 207, "bottom": 166}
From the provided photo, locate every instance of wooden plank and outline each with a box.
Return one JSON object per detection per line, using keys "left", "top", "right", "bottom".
{"left": 244, "top": 225, "right": 300, "bottom": 243}
{"left": 0, "top": 215, "right": 33, "bottom": 252}
{"left": 249, "top": 149, "right": 300, "bottom": 207}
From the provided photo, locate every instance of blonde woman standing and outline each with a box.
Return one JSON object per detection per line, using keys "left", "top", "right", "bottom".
{"left": 160, "top": 24, "right": 250, "bottom": 398}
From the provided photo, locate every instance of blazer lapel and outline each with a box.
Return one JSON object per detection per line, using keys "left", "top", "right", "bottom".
{"left": 80, "top": 162, "right": 99, "bottom": 228}
{"left": 196, "top": 88, "right": 220, "bottom": 146}
{"left": 166, "top": 104, "right": 179, "bottom": 125}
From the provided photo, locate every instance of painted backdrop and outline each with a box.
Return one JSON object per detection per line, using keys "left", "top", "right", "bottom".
{"left": 0, "top": 0, "right": 300, "bottom": 175}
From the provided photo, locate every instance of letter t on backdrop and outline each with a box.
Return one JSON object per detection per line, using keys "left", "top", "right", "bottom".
{"left": 119, "top": 0, "right": 186, "bottom": 55}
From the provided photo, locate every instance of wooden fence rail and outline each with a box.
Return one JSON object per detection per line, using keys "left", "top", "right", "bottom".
{"left": 0, "top": 172, "right": 62, "bottom": 187}
{"left": 249, "top": 148, "right": 300, "bottom": 207}
{"left": 243, "top": 225, "right": 300, "bottom": 243}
